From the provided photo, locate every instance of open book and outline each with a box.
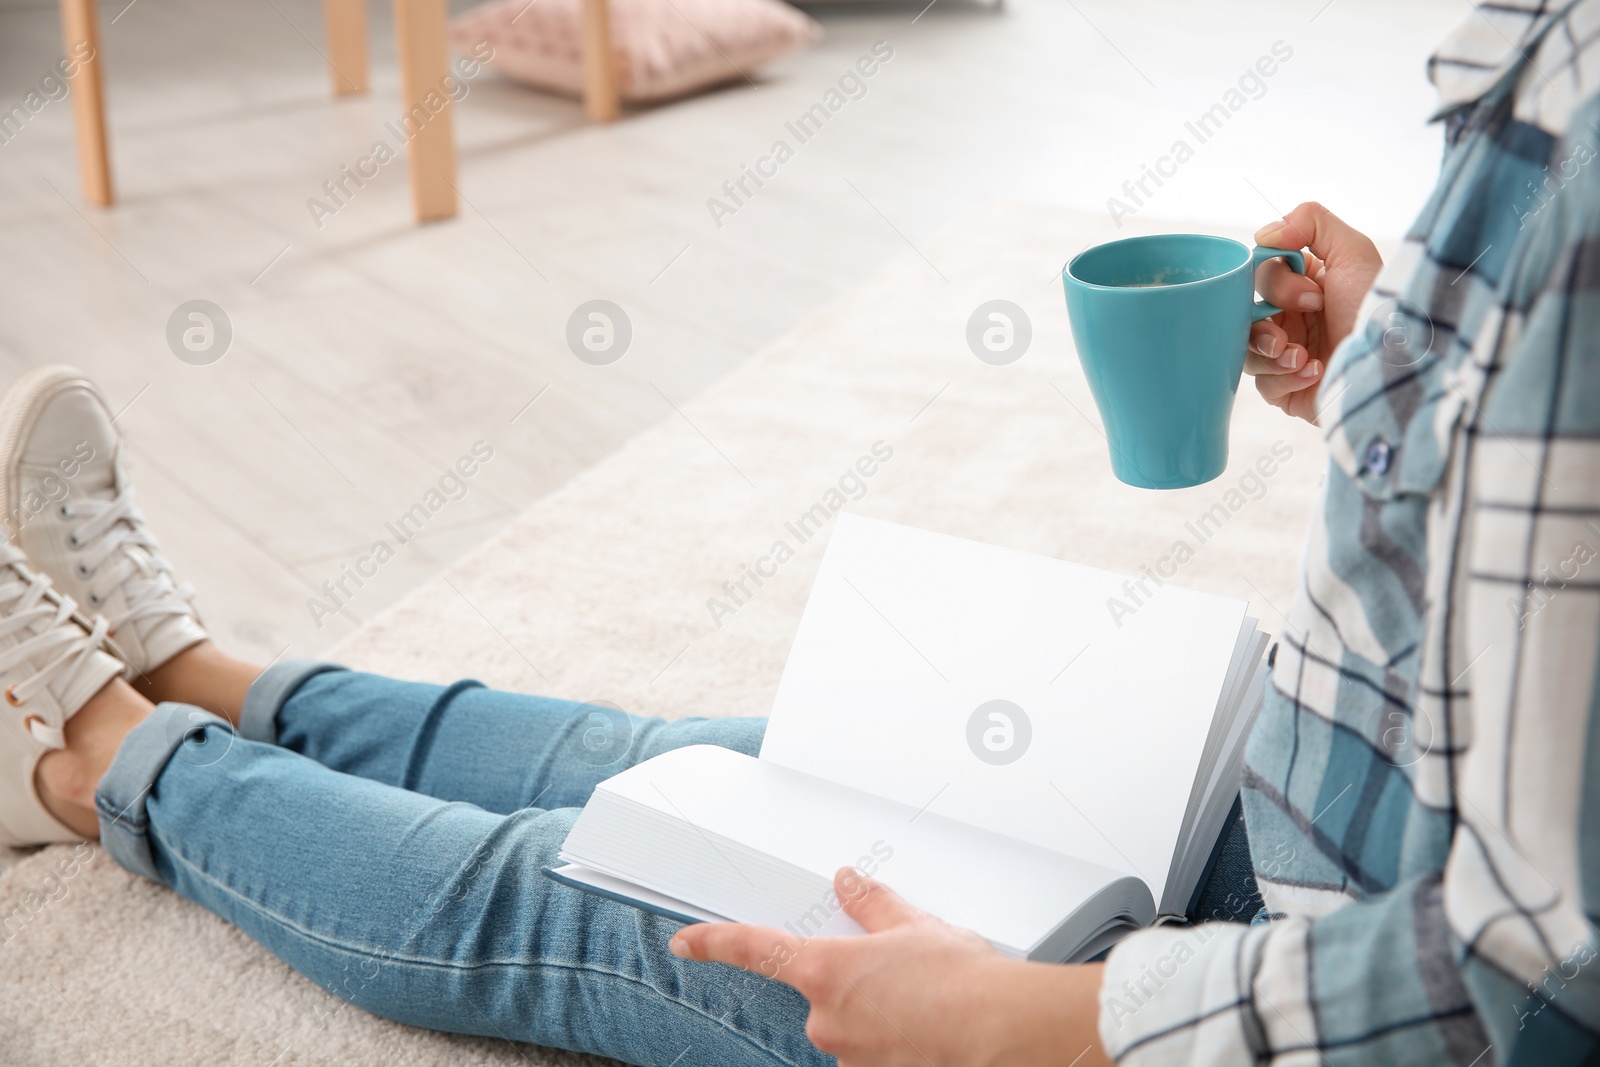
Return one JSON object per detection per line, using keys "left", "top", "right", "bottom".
{"left": 547, "top": 514, "right": 1268, "bottom": 962}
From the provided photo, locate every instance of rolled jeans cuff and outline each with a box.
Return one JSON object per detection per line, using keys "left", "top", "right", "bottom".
{"left": 237, "top": 659, "right": 348, "bottom": 744}
{"left": 96, "top": 703, "right": 231, "bottom": 883}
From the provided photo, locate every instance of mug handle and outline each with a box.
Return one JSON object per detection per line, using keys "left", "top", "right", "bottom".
{"left": 1250, "top": 246, "right": 1307, "bottom": 321}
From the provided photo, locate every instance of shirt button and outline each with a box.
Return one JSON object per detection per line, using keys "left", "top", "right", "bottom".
{"left": 1365, "top": 439, "right": 1393, "bottom": 475}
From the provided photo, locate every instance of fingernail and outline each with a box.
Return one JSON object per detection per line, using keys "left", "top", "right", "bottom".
{"left": 1256, "top": 219, "right": 1285, "bottom": 241}
{"left": 1299, "top": 360, "right": 1321, "bottom": 379}
{"left": 1297, "top": 291, "right": 1323, "bottom": 311}
{"left": 669, "top": 936, "right": 689, "bottom": 957}
{"left": 1256, "top": 335, "right": 1278, "bottom": 358}
{"left": 1277, "top": 347, "right": 1300, "bottom": 370}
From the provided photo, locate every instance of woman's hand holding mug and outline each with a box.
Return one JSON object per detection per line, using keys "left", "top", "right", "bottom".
{"left": 1248, "top": 202, "right": 1384, "bottom": 423}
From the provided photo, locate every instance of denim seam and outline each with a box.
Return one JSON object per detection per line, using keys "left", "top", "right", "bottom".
{"left": 94, "top": 795, "right": 150, "bottom": 831}
{"left": 156, "top": 842, "right": 814, "bottom": 1067}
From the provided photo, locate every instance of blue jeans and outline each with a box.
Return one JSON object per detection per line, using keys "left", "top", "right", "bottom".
{"left": 93, "top": 662, "right": 1263, "bottom": 1065}
{"left": 94, "top": 661, "right": 827, "bottom": 1067}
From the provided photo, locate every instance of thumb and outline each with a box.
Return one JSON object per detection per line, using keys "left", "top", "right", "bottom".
{"left": 1254, "top": 201, "right": 1379, "bottom": 273}
{"left": 836, "top": 868, "right": 921, "bottom": 933}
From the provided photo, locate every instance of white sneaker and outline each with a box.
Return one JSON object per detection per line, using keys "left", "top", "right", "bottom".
{"left": 0, "top": 366, "right": 207, "bottom": 679}
{"left": 0, "top": 541, "right": 123, "bottom": 844}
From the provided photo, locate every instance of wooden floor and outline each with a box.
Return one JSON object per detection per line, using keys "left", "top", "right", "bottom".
{"left": 0, "top": 0, "right": 1463, "bottom": 663}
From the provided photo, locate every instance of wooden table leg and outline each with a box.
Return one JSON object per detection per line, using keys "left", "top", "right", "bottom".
{"left": 58, "top": 0, "right": 112, "bottom": 206}
{"left": 580, "top": 0, "right": 620, "bottom": 122}
{"left": 391, "top": 0, "right": 457, "bottom": 222}
{"left": 323, "top": 0, "right": 369, "bottom": 95}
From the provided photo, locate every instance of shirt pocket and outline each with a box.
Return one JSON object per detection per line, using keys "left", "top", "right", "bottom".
{"left": 1300, "top": 350, "right": 1465, "bottom": 743}
{"left": 1322, "top": 352, "right": 1465, "bottom": 503}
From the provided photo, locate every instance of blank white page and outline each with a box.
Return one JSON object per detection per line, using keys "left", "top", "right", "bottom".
{"left": 760, "top": 514, "right": 1247, "bottom": 894}
{"left": 569, "top": 745, "right": 1146, "bottom": 956}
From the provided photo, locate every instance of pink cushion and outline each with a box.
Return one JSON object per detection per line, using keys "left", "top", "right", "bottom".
{"left": 450, "top": 0, "right": 823, "bottom": 104}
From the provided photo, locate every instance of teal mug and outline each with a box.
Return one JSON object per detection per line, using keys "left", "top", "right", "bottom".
{"left": 1062, "top": 235, "right": 1306, "bottom": 490}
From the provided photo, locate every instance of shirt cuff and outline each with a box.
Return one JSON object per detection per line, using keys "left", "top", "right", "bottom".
{"left": 1098, "top": 918, "right": 1314, "bottom": 1065}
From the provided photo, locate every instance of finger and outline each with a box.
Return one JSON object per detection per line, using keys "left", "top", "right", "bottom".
{"left": 836, "top": 870, "right": 921, "bottom": 933}
{"left": 671, "top": 922, "right": 803, "bottom": 979}
{"left": 1301, "top": 248, "right": 1328, "bottom": 281}
{"left": 1248, "top": 320, "right": 1287, "bottom": 361}
{"left": 1246, "top": 350, "right": 1299, "bottom": 377}
{"left": 1256, "top": 256, "right": 1323, "bottom": 313}
{"left": 1256, "top": 359, "right": 1322, "bottom": 402}
{"left": 1246, "top": 339, "right": 1307, "bottom": 377}
{"left": 1255, "top": 202, "right": 1381, "bottom": 273}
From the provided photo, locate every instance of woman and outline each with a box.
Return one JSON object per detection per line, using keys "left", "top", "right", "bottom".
{"left": 6, "top": 3, "right": 1599, "bottom": 1064}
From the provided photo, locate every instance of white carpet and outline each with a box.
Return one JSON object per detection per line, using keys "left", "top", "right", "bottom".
{"left": 0, "top": 203, "right": 1327, "bottom": 1066}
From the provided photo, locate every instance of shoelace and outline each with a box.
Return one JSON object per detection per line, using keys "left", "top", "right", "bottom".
{"left": 0, "top": 542, "right": 110, "bottom": 749}
{"left": 62, "top": 485, "right": 196, "bottom": 635}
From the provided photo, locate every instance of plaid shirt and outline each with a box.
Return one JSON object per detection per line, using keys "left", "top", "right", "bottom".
{"left": 1098, "top": 3, "right": 1600, "bottom": 1065}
